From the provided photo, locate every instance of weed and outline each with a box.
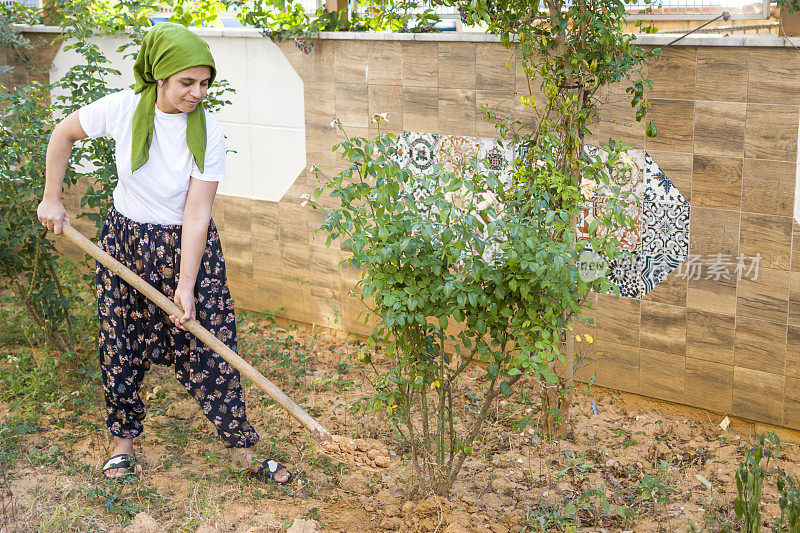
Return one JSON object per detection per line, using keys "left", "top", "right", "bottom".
{"left": 179, "top": 483, "right": 222, "bottom": 532}
{"left": 521, "top": 501, "right": 576, "bottom": 532}
{"left": 81, "top": 479, "right": 162, "bottom": 525}
{"left": 311, "top": 371, "right": 355, "bottom": 392}
{"left": 776, "top": 470, "right": 800, "bottom": 532}
{"left": 557, "top": 450, "right": 595, "bottom": 481}
{"left": 637, "top": 458, "right": 676, "bottom": 521}
{"left": 735, "top": 432, "right": 780, "bottom": 533}
{"left": 307, "top": 451, "right": 351, "bottom": 478}
{"left": 0, "top": 412, "right": 40, "bottom": 471}
{"left": 303, "top": 506, "right": 321, "bottom": 521}
{"left": 160, "top": 421, "right": 194, "bottom": 454}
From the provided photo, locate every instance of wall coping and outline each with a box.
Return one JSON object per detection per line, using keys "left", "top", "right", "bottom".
{"left": 13, "top": 24, "right": 800, "bottom": 47}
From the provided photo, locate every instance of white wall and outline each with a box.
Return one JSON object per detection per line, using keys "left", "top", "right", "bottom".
{"left": 50, "top": 32, "right": 305, "bottom": 202}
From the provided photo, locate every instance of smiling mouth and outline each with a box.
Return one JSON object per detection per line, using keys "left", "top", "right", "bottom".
{"left": 186, "top": 100, "right": 199, "bottom": 107}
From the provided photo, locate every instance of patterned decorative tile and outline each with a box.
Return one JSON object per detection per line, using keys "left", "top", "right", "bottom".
{"left": 515, "top": 140, "right": 532, "bottom": 163}
{"left": 644, "top": 170, "right": 686, "bottom": 205}
{"left": 642, "top": 225, "right": 667, "bottom": 255}
{"left": 609, "top": 152, "right": 644, "bottom": 195}
{"left": 664, "top": 226, "right": 690, "bottom": 258}
{"left": 641, "top": 253, "right": 683, "bottom": 295}
{"left": 607, "top": 252, "right": 642, "bottom": 298}
{"left": 643, "top": 201, "right": 665, "bottom": 228}
{"left": 477, "top": 137, "right": 514, "bottom": 183}
{"left": 577, "top": 199, "right": 596, "bottom": 239}
{"left": 391, "top": 135, "right": 691, "bottom": 300}
{"left": 666, "top": 203, "right": 690, "bottom": 230}
{"left": 595, "top": 196, "right": 642, "bottom": 251}
{"left": 439, "top": 135, "right": 479, "bottom": 176}
{"left": 397, "top": 131, "right": 440, "bottom": 175}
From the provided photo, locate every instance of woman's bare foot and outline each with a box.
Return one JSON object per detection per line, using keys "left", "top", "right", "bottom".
{"left": 104, "top": 436, "right": 134, "bottom": 478}
{"left": 230, "top": 447, "right": 290, "bottom": 483}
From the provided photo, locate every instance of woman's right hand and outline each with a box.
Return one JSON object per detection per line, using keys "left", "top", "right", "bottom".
{"left": 37, "top": 199, "right": 70, "bottom": 235}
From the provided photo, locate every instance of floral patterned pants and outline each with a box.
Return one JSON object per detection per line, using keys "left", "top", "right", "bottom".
{"left": 95, "top": 206, "right": 259, "bottom": 448}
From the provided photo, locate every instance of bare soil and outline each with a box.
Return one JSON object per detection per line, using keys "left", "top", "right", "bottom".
{"left": 1, "top": 317, "right": 799, "bottom": 532}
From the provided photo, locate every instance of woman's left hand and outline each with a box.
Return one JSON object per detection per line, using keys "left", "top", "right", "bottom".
{"left": 169, "top": 285, "right": 196, "bottom": 331}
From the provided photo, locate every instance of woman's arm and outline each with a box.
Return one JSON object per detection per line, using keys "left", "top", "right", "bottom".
{"left": 169, "top": 177, "right": 219, "bottom": 331}
{"left": 37, "top": 111, "right": 89, "bottom": 234}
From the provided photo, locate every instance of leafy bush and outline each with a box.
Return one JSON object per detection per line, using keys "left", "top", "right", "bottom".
{"left": 311, "top": 113, "right": 636, "bottom": 494}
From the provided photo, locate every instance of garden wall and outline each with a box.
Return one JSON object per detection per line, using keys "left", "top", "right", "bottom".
{"left": 4, "top": 27, "right": 800, "bottom": 430}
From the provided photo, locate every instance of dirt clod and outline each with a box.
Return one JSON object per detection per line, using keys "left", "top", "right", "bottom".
{"left": 378, "top": 516, "right": 402, "bottom": 530}
{"left": 123, "top": 512, "right": 163, "bottom": 533}
{"left": 286, "top": 518, "right": 320, "bottom": 533}
{"left": 321, "top": 435, "right": 393, "bottom": 471}
{"left": 443, "top": 524, "right": 470, "bottom": 533}
{"left": 415, "top": 495, "right": 444, "bottom": 517}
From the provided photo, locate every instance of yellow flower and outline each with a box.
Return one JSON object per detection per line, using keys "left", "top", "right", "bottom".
{"left": 585, "top": 334, "right": 594, "bottom": 344}
{"left": 575, "top": 334, "right": 582, "bottom": 342}
{"left": 431, "top": 380, "right": 440, "bottom": 390}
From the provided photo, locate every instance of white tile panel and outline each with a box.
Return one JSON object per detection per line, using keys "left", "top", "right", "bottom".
{"left": 245, "top": 37, "right": 305, "bottom": 129}
{"left": 249, "top": 125, "right": 306, "bottom": 201}
{"left": 204, "top": 36, "right": 250, "bottom": 125}
{"left": 218, "top": 122, "right": 253, "bottom": 198}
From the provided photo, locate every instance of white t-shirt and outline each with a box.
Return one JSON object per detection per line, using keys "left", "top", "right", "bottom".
{"left": 78, "top": 89, "right": 226, "bottom": 225}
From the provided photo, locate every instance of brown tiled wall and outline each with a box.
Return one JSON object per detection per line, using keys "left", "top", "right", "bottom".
{"left": 577, "top": 45, "right": 800, "bottom": 429}
{"left": 6, "top": 34, "right": 800, "bottom": 429}
{"left": 220, "top": 40, "right": 799, "bottom": 430}
{"left": 0, "top": 32, "right": 61, "bottom": 87}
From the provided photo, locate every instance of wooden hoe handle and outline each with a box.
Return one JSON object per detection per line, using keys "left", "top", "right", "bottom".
{"left": 59, "top": 222, "right": 332, "bottom": 443}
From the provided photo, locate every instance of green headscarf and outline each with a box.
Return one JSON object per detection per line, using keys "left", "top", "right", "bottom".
{"left": 132, "top": 22, "right": 216, "bottom": 173}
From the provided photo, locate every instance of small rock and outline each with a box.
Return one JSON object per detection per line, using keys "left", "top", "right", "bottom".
{"left": 443, "top": 523, "right": 470, "bottom": 533}
{"left": 374, "top": 455, "right": 391, "bottom": 468}
{"left": 385, "top": 505, "right": 401, "bottom": 517}
{"left": 123, "top": 512, "right": 163, "bottom": 533}
{"left": 447, "top": 510, "right": 471, "bottom": 528}
{"left": 490, "top": 523, "right": 509, "bottom": 533}
{"left": 378, "top": 517, "right": 402, "bottom": 530}
{"left": 402, "top": 501, "right": 416, "bottom": 517}
{"left": 286, "top": 519, "right": 319, "bottom": 533}
{"left": 492, "top": 476, "right": 519, "bottom": 495}
{"left": 482, "top": 493, "right": 514, "bottom": 510}
{"left": 675, "top": 423, "right": 691, "bottom": 441}
{"left": 376, "top": 488, "right": 403, "bottom": 506}
{"left": 339, "top": 471, "right": 372, "bottom": 495}
{"left": 415, "top": 496, "right": 442, "bottom": 517}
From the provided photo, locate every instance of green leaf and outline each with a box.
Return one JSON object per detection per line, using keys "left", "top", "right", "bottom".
{"left": 499, "top": 381, "right": 512, "bottom": 397}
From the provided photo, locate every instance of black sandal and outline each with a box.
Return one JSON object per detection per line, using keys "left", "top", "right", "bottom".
{"left": 102, "top": 453, "right": 136, "bottom": 479}
{"left": 252, "top": 458, "right": 294, "bottom": 485}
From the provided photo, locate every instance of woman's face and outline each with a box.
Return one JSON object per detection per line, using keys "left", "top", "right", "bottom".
{"left": 156, "top": 65, "right": 212, "bottom": 114}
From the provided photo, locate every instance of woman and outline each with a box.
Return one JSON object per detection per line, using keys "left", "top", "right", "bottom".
{"left": 36, "top": 22, "right": 292, "bottom": 483}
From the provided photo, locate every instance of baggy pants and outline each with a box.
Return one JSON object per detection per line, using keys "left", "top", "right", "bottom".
{"left": 95, "top": 206, "right": 259, "bottom": 448}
